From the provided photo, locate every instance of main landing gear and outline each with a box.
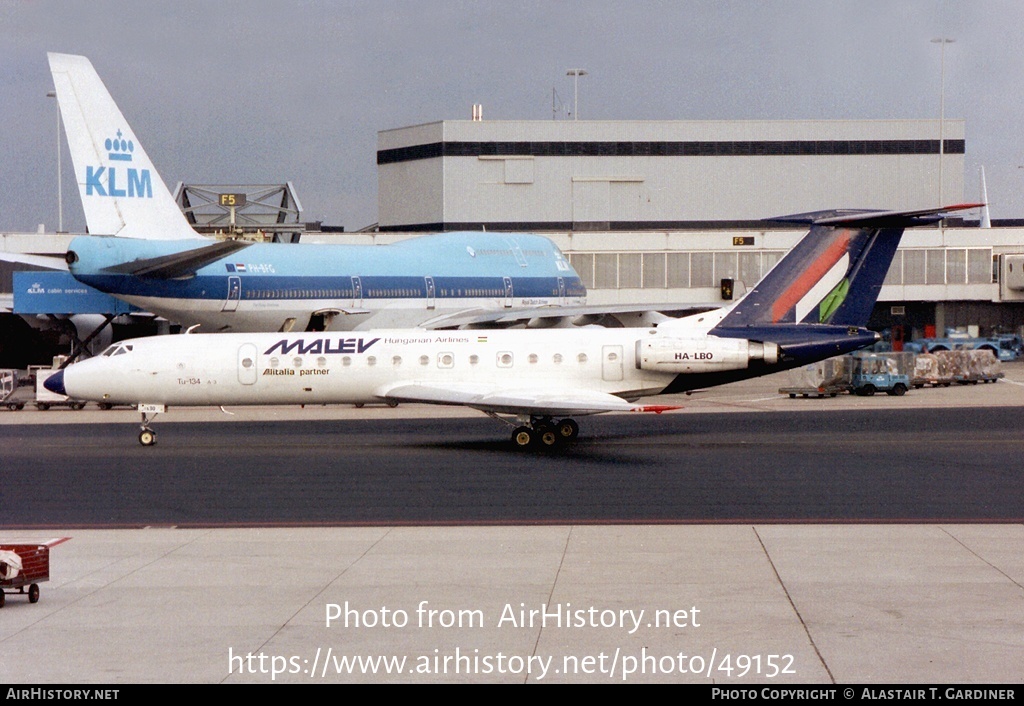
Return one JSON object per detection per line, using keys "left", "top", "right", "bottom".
{"left": 501, "top": 415, "right": 580, "bottom": 450}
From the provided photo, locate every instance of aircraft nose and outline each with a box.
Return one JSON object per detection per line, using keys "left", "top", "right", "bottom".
{"left": 43, "top": 369, "right": 66, "bottom": 396}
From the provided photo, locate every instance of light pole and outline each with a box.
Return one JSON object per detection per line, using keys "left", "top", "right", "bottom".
{"left": 931, "top": 38, "right": 954, "bottom": 207}
{"left": 566, "top": 69, "right": 587, "bottom": 120}
{"left": 46, "top": 90, "right": 63, "bottom": 232}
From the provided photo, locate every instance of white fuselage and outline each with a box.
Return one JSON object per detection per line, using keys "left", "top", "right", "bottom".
{"left": 59, "top": 310, "right": 771, "bottom": 413}
{"left": 64, "top": 329, "right": 667, "bottom": 407}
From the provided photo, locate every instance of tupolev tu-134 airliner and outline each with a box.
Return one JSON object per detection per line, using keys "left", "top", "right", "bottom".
{"left": 47, "top": 203, "right": 981, "bottom": 449}
{"left": 46, "top": 52, "right": 594, "bottom": 334}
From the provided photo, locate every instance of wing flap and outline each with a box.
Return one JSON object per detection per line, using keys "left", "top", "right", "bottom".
{"left": 378, "top": 382, "right": 656, "bottom": 416}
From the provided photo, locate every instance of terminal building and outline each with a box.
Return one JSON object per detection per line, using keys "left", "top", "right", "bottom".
{"left": 4, "top": 116, "right": 1024, "bottom": 365}
{"left": 374, "top": 117, "right": 1021, "bottom": 342}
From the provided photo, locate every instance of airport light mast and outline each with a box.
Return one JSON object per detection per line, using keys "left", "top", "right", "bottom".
{"left": 931, "top": 37, "right": 955, "bottom": 208}
{"left": 566, "top": 69, "right": 587, "bottom": 120}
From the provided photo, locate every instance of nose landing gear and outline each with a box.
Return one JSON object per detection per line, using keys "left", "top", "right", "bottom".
{"left": 136, "top": 404, "right": 166, "bottom": 446}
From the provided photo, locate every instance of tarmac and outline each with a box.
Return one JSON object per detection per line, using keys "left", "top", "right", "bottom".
{"left": 1, "top": 362, "right": 1023, "bottom": 684}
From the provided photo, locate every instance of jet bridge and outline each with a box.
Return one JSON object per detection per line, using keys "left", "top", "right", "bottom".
{"left": 172, "top": 182, "right": 314, "bottom": 242}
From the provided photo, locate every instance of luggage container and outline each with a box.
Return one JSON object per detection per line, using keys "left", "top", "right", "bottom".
{"left": 31, "top": 363, "right": 87, "bottom": 410}
{"left": 779, "top": 356, "right": 853, "bottom": 398}
{"left": 911, "top": 353, "right": 953, "bottom": 388}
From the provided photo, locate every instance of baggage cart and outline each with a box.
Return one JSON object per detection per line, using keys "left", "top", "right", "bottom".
{"left": 1, "top": 369, "right": 35, "bottom": 411}
{"left": 0, "top": 539, "right": 69, "bottom": 607}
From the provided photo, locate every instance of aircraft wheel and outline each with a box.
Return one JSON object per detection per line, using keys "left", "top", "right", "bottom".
{"left": 354, "top": 403, "right": 365, "bottom": 408}
{"left": 138, "top": 429, "right": 157, "bottom": 446}
{"left": 36, "top": 402, "right": 50, "bottom": 411}
{"left": 556, "top": 419, "right": 579, "bottom": 441}
{"left": 536, "top": 426, "right": 559, "bottom": 448}
{"left": 28, "top": 584, "right": 39, "bottom": 604}
{"left": 98, "top": 403, "right": 112, "bottom": 410}
{"left": 511, "top": 426, "right": 534, "bottom": 449}
{"left": 71, "top": 401, "right": 86, "bottom": 410}
{"left": 386, "top": 400, "right": 399, "bottom": 408}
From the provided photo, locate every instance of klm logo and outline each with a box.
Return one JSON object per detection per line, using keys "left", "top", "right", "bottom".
{"left": 84, "top": 130, "right": 152, "bottom": 198}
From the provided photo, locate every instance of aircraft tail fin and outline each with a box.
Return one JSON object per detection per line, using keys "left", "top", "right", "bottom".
{"left": 714, "top": 204, "right": 983, "bottom": 329}
{"left": 48, "top": 53, "right": 203, "bottom": 240}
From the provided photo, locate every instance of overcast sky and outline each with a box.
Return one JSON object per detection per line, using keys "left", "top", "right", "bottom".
{"left": 2, "top": 0, "right": 1022, "bottom": 233}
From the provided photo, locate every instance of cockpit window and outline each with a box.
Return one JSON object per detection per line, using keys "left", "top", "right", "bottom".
{"left": 102, "top": 343, "right": 134, "bottom": 357}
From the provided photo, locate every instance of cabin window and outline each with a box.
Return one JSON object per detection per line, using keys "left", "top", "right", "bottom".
{"left": 553, "top": 353, "right": 563, "bottom": 364}
{"left": 392, "top": 356, "right": 402, "bottom": 366}
{"left": 438, "top": 353, "right": 454, "bottom": 368}
{"left": 241, "top": 357, "right": 253, "bottom": 369}
{"left": 342, "top": 356, "right": 352, "bottom": 367}
{"left": 317, "top": 357, "right": 327, "bottom": 368}
{"left": 419, "top": 355, "right": 429, "bottom": 366}
{"left": 528, "top": 354, "right": 538, "bottom": 364}
{"left": 367, "top": 356, "right": 377, "bottom": 367}
{"left": 469, "top": 355, "right": 479, "bottom": 365}
{"left": 577, "top": 353, "right": 588, "bottom": 364}
{"left": 293, "top": 357, "right": 303, "bottom": 368}
{"left": 269, "top": 357, "right": 280, "bottom": 368}
{"left": 498, "top": 352, "right": 513, "bottom": 368}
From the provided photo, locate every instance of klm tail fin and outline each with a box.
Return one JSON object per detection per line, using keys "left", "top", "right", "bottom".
{"left": 715, "top": 204, "right": 983, "bottom": 329}
{"left": 48, "top": 53, "right": 203, "bottom": 240}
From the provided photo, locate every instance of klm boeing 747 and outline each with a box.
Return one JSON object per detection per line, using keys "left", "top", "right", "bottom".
{"left": 47, "top": 204, "right": 981, "bottom": 448}
{"left": 46, "top": 53, "right": 588, "bottom": 333}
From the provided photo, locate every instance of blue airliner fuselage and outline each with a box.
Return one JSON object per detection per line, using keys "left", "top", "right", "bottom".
{"left": 66, "top": 231, "right": 586, "bottom": 332}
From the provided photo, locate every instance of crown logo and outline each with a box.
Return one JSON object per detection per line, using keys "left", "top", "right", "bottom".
{"left": 105, "top": 130, "right": 134, "bottom": 162}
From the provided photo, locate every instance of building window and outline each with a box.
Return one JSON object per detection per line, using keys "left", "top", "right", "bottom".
{"left": 642, "top": 253, "right": 666, "bottom": 288}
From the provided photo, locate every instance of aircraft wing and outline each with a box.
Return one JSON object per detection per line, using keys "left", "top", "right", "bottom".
{"left": 378, "top": 382, "right": 678, "bottom": 416}
{"left": 417, "top": 302, "right": 718, "bottom": 330}
{"left": 98, "top": 239, "right": 253, "bottom": 279}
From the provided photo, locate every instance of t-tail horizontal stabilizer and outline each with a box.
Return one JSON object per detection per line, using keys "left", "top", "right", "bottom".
{"left": 715, "top": 203, "right": 983, "bottom": 330}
